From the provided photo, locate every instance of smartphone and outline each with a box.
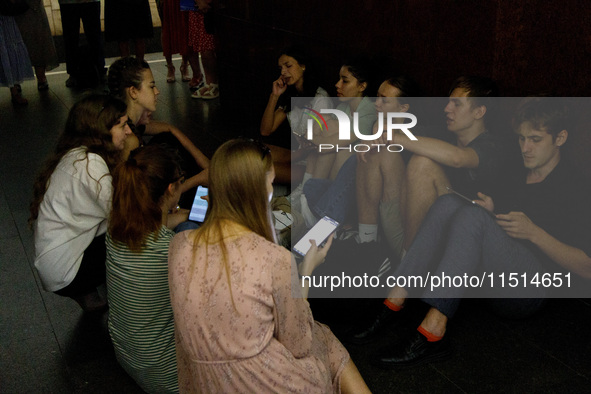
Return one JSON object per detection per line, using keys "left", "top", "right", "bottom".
{"left": 446, "top": 186, "right": 496, "bottom": 217}
{"left": 189, "top": 186, "right": 208, "bottom": 222}
{"left": 293, "top": 216, "right": 339, "bottom": 256}
{"left": 445, "top": 186, "right": 475, "bottom": 204}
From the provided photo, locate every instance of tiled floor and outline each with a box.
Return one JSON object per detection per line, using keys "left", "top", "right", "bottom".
{"left": 1, "top": 53, "right": 590, "bottom": 393}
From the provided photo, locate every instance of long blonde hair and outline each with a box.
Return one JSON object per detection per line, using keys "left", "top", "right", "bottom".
{"left": 188, "top": 139, "right": 275, "bottom": 304}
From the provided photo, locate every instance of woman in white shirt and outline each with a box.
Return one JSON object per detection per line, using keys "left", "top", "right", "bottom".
{"left": 30, "top": 94, "right": 132, "bottom": 311}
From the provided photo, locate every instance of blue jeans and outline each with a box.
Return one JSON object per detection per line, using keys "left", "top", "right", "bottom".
{"left": 396, "top": 194, "right": 548, "bottom": 318}
{"left": 303, "top": 155, "right": 357, "bottom": 223}
{"left": 174, "top": 221, "right": 200, "bottom": 233}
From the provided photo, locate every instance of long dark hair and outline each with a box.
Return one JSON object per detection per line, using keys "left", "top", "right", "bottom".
{"left": 277, "top": 45, "right": 322, "bottom": 112}
{"left": 342, "top": 55, "right": 376, "bottom": 96}
{"left": 107, "top": 56, "right": 151, "bottom": 102}
{"left": 30, "top": 94, "right": 128, "bottom": 224}
{"left": 109, "top": 145, "right": 182, "bottom": 252}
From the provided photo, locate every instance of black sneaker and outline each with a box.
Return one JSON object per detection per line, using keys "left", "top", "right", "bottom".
{"left": 373, "top": 331, "right": 451, "bottom": 368}
{"left": 345, "top": 304, "right": 400, "bottom": 345}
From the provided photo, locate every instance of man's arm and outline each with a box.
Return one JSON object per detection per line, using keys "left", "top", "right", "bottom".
{"left": 496, "top": 212, "right": 591, "bottom": 278}
{"left": 392, "top": 132, "right": 480, "bottom": 168}
{"left": 145, "top": 120, "right": 210, "bottom": 169}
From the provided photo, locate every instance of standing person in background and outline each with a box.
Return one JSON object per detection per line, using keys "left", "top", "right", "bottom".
{"left": 188, "top": 0, "right": 218, "bottom": 99}
{"left": 14, "top": 0, "right": 59, "bottom": 90}
{"left": 104, "top": 0, "right": 153, "bottom": 62}
{"left": 58, "top": 0, "right": 106, "bottom": 88}
{"left": 155, "top": 0, "right": 192, "bottom": 83}
{"left": 0, "top": 14, "right": 34, "bottom": 105}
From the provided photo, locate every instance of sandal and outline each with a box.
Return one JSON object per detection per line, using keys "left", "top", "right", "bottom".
{"left": 166, "top": 64, "right": 176, "bottom": 83}
{"left": 37, "top": 80, "right": 49, "bottom": 91}
{"left": 191, "top": 83, "right": 209, "bottom": 99}
{"left": 200, "top": 83, "right": 219, "bottom": 100}
{"left": 180, "top": 63, "right": 192, "bottom": 82}
{"left": 189, "top": 76, "right": 204, "bottom": 91}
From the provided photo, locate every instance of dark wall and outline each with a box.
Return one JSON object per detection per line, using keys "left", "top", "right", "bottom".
{"left": 214, "top": 0, "right": 591, "bottom": 132}
{"left": 213, "top": 0, "right": 591, "bottom": 173}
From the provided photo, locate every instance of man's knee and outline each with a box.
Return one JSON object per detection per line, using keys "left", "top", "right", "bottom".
{"left": 451, "top": 203, "right": 493, "bottom": 229}
{"left": 406, "top": 155, "right": 447, "bottom": 186}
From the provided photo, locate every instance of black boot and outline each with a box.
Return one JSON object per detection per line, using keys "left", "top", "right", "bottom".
{"left": 373, "top": 331, "right": 451, "bottom": 368}
{"left": 345, "top": 304, "right": 400, "bottom": 345}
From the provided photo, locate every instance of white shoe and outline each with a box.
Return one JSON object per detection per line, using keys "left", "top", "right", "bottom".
{"left": 300, "top": 194, "right": 318, "bottom": 228}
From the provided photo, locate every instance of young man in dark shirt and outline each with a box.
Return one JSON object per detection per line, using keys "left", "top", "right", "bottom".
{"left": 348, "top": 97, "right": 591, "bottom": 367}
{"left": 393, "top": 76, "right": 505, "bottom": 251}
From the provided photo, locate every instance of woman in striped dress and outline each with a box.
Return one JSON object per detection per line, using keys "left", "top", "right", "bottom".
{"left": 106, "top": 145, "right": 190, "bottom": 393}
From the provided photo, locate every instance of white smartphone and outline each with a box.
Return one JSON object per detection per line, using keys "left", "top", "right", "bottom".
{"left": 293, "top": 216, "right": 339, "bottom": 256}
{"left": 189, "top": 186, "right": 208, "bottom": 222}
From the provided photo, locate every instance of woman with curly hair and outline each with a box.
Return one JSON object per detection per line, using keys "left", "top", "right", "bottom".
{"left": 30, "top": 94, "right": 131, "bottom": 311}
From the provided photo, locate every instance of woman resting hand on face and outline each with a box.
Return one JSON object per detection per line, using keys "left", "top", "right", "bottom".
{"left": 260, "top": 46, "right": 332, "bottom": 186}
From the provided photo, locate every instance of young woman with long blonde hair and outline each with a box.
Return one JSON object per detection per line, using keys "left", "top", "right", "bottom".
{"left": 168, "top": 138, "right": 371, "bottom": 393}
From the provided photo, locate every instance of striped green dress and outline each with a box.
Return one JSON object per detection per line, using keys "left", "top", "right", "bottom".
{"left": 106, "top": 226, "right": 178, "bottom": 393}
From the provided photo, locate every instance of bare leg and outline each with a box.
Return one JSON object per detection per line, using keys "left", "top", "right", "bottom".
{"left": 311, "top": 152, "right": 336, "bottom": 179}
{"left": 267, "top": 144, "right": 304, "bottom": 185}
{"left": 386, "top": 285, "right": 408, "bottom": 306}
{"left": 34, "top": 66, "right": 47, "bottom": 84}
{"left": 118, "top": 41, "right": 130, "bottom": 58}
{"left": 402, "top": 154, "right": 450, "bottom": 250}
{"left": 180, "top": 55, "right": 191, "bottom": 81}
{"left": 165, "top": 54, "right": 175, "bottom": 81}
{"left": 419, "top": 307, "right": 448, "bottom": 337}
{"left": 357, "top": 150, "right": 404, "bottom": 224}
{"left": 186, "top": 51, "right": 203, "bottom": 85}
{"left": 200, "top": 49, "right": 217, "bottom": 84}
{"left": 134, "top": 39, "right": 146, "bottom": 62}
{"left": 340, "top": 359, "right": 371, "bottom": 394}
{"left": 165, "top": 54, "right": 173, "bottom": 67}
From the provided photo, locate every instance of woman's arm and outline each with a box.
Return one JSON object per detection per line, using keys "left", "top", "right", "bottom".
{"left": 166, "top": 209, "right": 190, "bottom": 230}
{"left": 298, "top": 235, "right": 334, "bottom": 299}
{"left": 181, "top": 168, "right": 209, "bottom": 192}
{"left": 260, "top": 78, "right": 288, "bottom": 136}
{"left": 145, "top": 120, "right": 210, "bottom": 170}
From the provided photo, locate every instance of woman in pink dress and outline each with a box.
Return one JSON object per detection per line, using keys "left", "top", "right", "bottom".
{"left": 168, "top": 139, "right": 370, "bottom": 393}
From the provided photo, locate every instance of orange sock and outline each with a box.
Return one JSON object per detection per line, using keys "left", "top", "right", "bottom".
{"left": 383, "top": 299, "right": 403, "bottom": 312}
{"left": 417, "top": 325, "right": 443, "bottom": 342}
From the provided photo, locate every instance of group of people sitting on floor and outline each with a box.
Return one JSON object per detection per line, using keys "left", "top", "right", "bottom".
{"left": 28, "top": 47, "right": 591, "bottom": 393}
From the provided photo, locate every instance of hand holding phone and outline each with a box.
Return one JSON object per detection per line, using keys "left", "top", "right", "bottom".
{"left": 446, "top": 186, "right": 496, "bottom": 218}
{"left": 293, "top": 216, "right": 339, "bottom": 256}
{"left": 299, "top": 234, "right": 335, "bottom": 277}
{"left": 189, "top": 186, "right": 208, "bottom": 222}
